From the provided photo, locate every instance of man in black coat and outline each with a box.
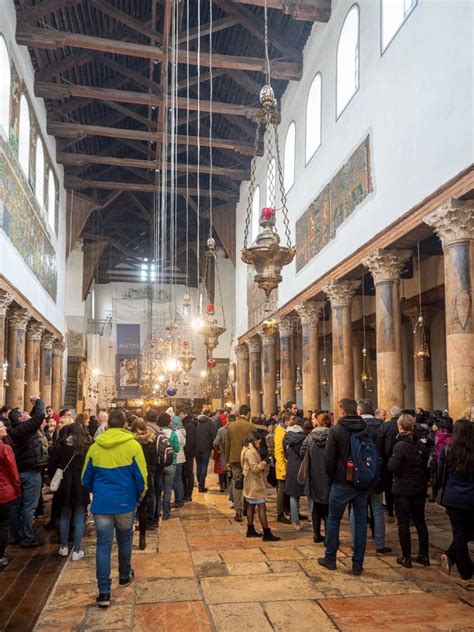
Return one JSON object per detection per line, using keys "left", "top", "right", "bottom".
{"left": 318, "top": 398, "right": 370, "bottom": 576}
{"left": 179, "top": 407, "right": 197, "bottom": 501}
{"left": 8, "top": 398, "right": 47, "bottom": 547}
{"left": 194, "top": 414, "right": 217, "bottom": 493}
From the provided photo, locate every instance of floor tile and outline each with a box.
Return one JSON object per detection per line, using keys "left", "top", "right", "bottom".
{"left": 133, "top": 602, "right": 212, "bottom": 632}
{"left": 209, "top": 602, "right": 272, "bottom": 631}
{"left": 264, "top": 600, "right": 337, "bottom": 631}
{"left": 135, "top": 577, "right": 201, "bottom": 604}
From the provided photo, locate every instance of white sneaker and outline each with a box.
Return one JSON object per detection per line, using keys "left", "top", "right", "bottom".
{"left": 72, "top": 550, "right": 85, "bottom": 561}
{"left": 58, "top": 546, "right": 69, "bottom": 557}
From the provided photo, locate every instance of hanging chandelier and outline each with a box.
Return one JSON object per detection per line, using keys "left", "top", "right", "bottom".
{"left": 413, "top": 242, "right": 430, "bottom": 361}
{"left": 360, "top": 277, "right": 373, "bottom": 390}
{"left": 320, "top": 302, "right": 330, "bottom": 397}
{"left": 241, "top": 3, "right": 295, "bottom": 309}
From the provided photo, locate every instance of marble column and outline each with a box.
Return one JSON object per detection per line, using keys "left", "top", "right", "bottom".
{"left": 323, "top": 280, "right": 360, "bottom": 409}
{"left": 296, "top": 301, "right": 323, "bottom": 415}
{"left": 40, "top": 332, "right": 55, "bottom": 406}
{"left": 404, "top": 305, "right": 437, "bottom": 412}
{"left": 6, "top": 307, "right": 31, "bottom": 409}
{"left": 52, "top": 340, "right": 66, "bottom": 412}
{"left": 236, "top": 344, "right": 250, "bottom": 407}
{"left": 425, "top": 199, "right": 474, "bottom": 419}
{"left": 247, "top": 336, "right": 263, "bottom": 416}
{"left": 352, "top": 329, "right": 365, "bottom": 402}
{"left": 260, "top": 329, "right": 277, "bottom": 417}
{"left": 24, "top": 321, "right": 45, "bottom": 403}
{"left": 363, "top": 248, "right": 412, "bottom": 413}
{"left": 279, "top": 317, "right": 296, "bottom": 406}
{"left": 0, "top": 290, "right": 13, "bottom": 402}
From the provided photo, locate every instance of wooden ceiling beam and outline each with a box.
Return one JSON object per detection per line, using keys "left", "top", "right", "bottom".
{"left": 58, "top": 152, "right": 249, "bottom": 179}
{"left": 65, "top": 176, "right": 240, "bottom": 201}
{"left": 227, "top": 0, "right": 331, "bottom": 22}
{"left": 48, "top": 120, "right": 259, "bottom": 154}
{"left": 177, "top": 16, "right": 237, "bottom": 44}
{"left": 102, "top": 100, "right": 157, "bottom": 130}
{"left": 35, "top": 80, "right": 257, "bottom": 118}
{"left": 36, "top": 49, "right": 95, "bottom": 81}
{"left": 16, "top": 0, "right": 83, "bottom": 24}
{"left": 87, "top": 0, "right": 162, "bottom": 43}
{"left": 17, "top": 27, "right": 303, "bottom": 79}
{"left": 97, "top": 54, "right": 161, "bottom": 93}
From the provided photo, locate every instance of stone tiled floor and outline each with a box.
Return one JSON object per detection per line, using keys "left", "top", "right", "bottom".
{"left": 33, "top": 483, "right": 474, "bottom": 632}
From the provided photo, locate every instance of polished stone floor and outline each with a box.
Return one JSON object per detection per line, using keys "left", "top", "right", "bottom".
{"left": 33, "top": 481, "right": 473, "bottom": 632}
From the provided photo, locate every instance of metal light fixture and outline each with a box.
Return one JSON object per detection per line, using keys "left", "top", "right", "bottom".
{"left": 361, "top": 277, "right": 373, "bottom": 390}
{"left": 414, "top": 242, "right": 430, "bottom": 362}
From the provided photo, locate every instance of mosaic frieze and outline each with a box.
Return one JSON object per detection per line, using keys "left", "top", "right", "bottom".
{"left": 0, "top": 135, "right": 57, "bottom": 300}
{"left": 247, "top": 267, "right": 278, "bottom": 329}
{"left": 296, "top": 135, "right": 373, "bottom": 272}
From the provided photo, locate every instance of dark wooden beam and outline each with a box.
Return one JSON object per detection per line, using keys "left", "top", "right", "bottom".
{"left": 227, "top": 0, "right": 331, "bottom": 22}
{"left": 16, "top": 0, "right": 83, "bottom": 24}
{"left": 97, "top": 55, "right": 161, "bottom": 93}
{"left": 87, "top": 0, "right": 162, "bottom": 43}
{"left": 17, "top": 27, "right": 303, "bottom": 79}
{"left": 177, "top": 16, "right": 238, "bottom": 43}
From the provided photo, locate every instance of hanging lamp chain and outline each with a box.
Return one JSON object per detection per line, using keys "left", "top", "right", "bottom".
{"left": 263, "top": 0, "right": 271, "bottom": 87}
{"left": 243, "top": 121, "right": 262, "bottom": 250}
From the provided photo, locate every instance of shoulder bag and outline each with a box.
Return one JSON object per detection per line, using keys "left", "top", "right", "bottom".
{"left": 50, "top": 453, "right": 76, "bottom": 492}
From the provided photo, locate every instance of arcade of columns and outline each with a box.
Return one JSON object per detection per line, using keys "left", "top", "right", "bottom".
{"left": 0, "top": 289, "right": 65, "bottom": 411}
{"left": 236, "top": 200, "right": 474, "bottom": 422}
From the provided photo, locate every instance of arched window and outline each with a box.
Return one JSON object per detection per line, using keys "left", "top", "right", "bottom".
{"left": 18, "top": 94, "right": 31, "bottom": 177}
{"left": 0, "top": 36, "right": 11, "bottom": 137}
{"left": 306, "top": 73, "right": 322, "bottom": 163}
{"left": 35, "top": 138, "right": 45, "bottom": 208}
{"left": 251, "top": 184, "right": 260, "bottom": 240}
{"left": 381, "top": 0, "right": 417, "bottom": 52}
{"left": 47, "top": 169, "right": 56, "bottom": 231}
{"left": 336, "top": 5, "right": 360, "bottom": 118}
{"left": 266, "top": 157, "right": 276, "bottom": 208}
{"left": 284, "top": 122, "right": 296, "bottom": 193}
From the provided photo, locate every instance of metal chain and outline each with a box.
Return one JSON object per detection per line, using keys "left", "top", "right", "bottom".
{"left": 273, "top": 119, "right": 292, "bottom": 247}
{"left": 264, "top": 0, "right": 271, "bottom": 87}
{"left": 243, "top": 120, "right": 261, "bottom": 250}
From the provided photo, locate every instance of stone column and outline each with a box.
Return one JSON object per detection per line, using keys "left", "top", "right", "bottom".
{"left": 324, "top": 280, "right": 360, "bottom": 409}
{"left": 352, "top": 330, "right": 365, "bottom": 402}
{"left": 40, "top": 332, "right": 55, "bottom": 406}
{"left": 296, "top": 301, "right": 323, "bottom": 415}
{"left": 279, "top": 317, "right": 296, "bottom": 406}
{"left": 6, "top": 308, "right": 31, "bottom": 409}
{"left": 247, "top": 336, "right": 263, "bottom": 416}
{"left": 0, "top": 290, "right": 13, "bottom": 402}
{"left": 24, "top": 321, "right": 45, "bottom": 403}
{"left": 363, "top": 248, "right": 412, "bottom": 413}
{"left": 425, "top": 199, "right": 474, "bottom": 419}
{"left": 52, "top": 340, "right": 66, "bottom": 412}
{"left": 260, "top": 329, "right": 277, "bottom": 417}
{"left": 236, "top": 344, "right": 250, "bottom": 407}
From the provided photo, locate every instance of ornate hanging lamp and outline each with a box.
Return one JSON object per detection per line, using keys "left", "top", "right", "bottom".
{"left": 414, "top": 242, "right": 430, "bottom": 361}
{"left": 360, "top": 276, "right": 373, "bottom": 390}
{"left": 320, "top": 301, "right": 330, "bottom": 397}
{"left": 241, "top": 1, "right": 295, "bottom": 310}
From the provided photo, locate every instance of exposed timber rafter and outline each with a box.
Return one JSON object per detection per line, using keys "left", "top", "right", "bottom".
{"left": 227, "top": 0, "right": 331, "bottom": 22}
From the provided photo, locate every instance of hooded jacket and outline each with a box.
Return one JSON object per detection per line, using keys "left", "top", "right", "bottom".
{"left": 362, "top": 414, "right": 385, "bottom": 493}
{"left": 195, "top": 415, "right": 217, "bottom": 454}
{"left": 9, "top": 400, "right": 47, "bottom": 472}
{"left": 274, "top": 423, "right": 287, "bottom": 480}
{"left": 181, "top": 415, "right": 197, "bottom": 458}
{"left": 283, "top": 425, "right": 306, "bottom": 497}
{"left": 0, "top": 442, "right": 21, "bottom": 503}
{"left": 304, "top": 427, "right": 330, "bottom": 504}
{"left": 437, "top": 445, "right": 474, "bottom": 511}
{"left": 325, "top": 415, "right": 367, "bottom": 486}
{"left": 387, "top": 432, "right": 428, "bottom": 496}
{"left": 82, "top": 428, "right": 147, "bottom": 514}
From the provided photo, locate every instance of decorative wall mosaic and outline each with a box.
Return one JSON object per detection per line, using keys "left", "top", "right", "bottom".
{"left": 295, "top": 135, "right": 373, "bottom": 272}
{"left": 247, "top": 267, "right": 278, "bottom": 329}
{"left": 0, "top": 135, "right": 57, "bottom": 299}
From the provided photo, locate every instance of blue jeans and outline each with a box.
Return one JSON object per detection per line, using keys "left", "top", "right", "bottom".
{"left": 173, "top": 463, "right": 184, "bottom": 506}
{"left": 350, "top": 491, "right": 385, "bottom": 549}
{"left": 195, "top": 452, "right": 210, "bottom": 489}
{"left": 289, "top": 496, "right": 300, "bottom": 523}
{"left": 325, "top": 483, "right": 369, "bottom": 568}
{"left": 155, "top": 465, "right": 176, "bottom": 519}
{"left": 10, "top": 470, "right": 42, "bottom": 543}
{"left": 60, "top": 505, "right": 85, "bottom": 552}
{"left": 93, "top": 511, "right": 134, "bottom": 593}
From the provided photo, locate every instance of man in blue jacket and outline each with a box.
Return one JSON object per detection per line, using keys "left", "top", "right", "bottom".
{"left": 82, "top": 408, "right": 147, "bottom": 608}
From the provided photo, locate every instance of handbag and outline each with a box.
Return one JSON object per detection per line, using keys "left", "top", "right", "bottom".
{"left": 49, "top": 454, "right": 76, "bottom": 492}
{"left": 297, "top": 435, "right": 312, "bottom": 485}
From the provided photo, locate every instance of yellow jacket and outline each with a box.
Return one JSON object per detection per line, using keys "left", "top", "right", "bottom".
{"left": 274, "top": 423, "right": 287, "bottom": 481}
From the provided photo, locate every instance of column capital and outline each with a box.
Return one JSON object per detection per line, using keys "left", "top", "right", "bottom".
{"left": 323, "top": 280, "right": 360, "bottom": 307}
{"left": 236, "top": 343, "right": 249, "bottom": 360}
{"left": 295, "top": 300, "right": 324, "bottom": 325}
{"left": 0, "top": 289, "right": 14, "bottom": 317}
{"left": 53, "top": 340, "right": 66, "bottom": 356}
{"left": 247, "top": 336, "right": 262, "bottom": 353}
{"left": 362, "top": 248, "right": 412, "bottom": 284}
{"left": 26, "top": 321, "right": 45, "bottom": 341}
{"left": 278, "top": 317, "right": 295, "bottom": 337}
{"left": 41, "top": 332, "right": 55, "bottom": 349}
{"left": 8, "top": 307, "right": 31, "bottom": 329}
{"left": 424, "top": 198, "right": 474, "bottom": 247}
{"left": 259, "top": 328, "right": 277, "bottom": 346}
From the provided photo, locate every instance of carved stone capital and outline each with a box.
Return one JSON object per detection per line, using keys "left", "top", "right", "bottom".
{"left": 0, "top": 290, "right": 14, "bottom": 317}
{"left": 8, "top": 307, "right": 31, "bottom": 329}
{"left": 362, "top": 249, "right": 412, "bottom": 284}
{"left": 236, "top": 344, "right": 249, "bottom": 360}
{"left": 424, "top": 198, "right": 474, "bottom": 247}
{"left": 53, "top": 340, "right": 66, "bottom": 356}
{"left": 259, "top": 328, "right": 277, "bottom": 347}
{"left": 247, "top": 336, "right": 262, "bottom": 354}
{"left": 295, "top": 301, "right": 324, "bottom": 325}
{"left": 26, "top": 321, "right": 45, "bottom": 341}
{"left": 278, "top": 317, "right": 294, "bottom": 337}
{"left": 323, "top": 280, "right": 360, "bottom": 308}
{"left": 41, "top": 332, "right": 55, "bottom": 349}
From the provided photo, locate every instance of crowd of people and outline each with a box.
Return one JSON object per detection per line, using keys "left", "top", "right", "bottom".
{"left": 0, "top": 396, "right": 472, "bottom": 608}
